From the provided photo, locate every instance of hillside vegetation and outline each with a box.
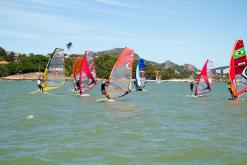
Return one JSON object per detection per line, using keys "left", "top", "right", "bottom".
{"left": 0, "top": 47, "right": 198, "bottom": 79}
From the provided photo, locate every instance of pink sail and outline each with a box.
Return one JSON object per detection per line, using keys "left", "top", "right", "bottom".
{"left": 75, "top": 51, "right": 97, "bottom": 94}
{"left": 195, "top": 59, "right": 213, "bottom": 96}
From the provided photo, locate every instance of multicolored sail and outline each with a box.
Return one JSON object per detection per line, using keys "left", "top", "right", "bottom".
{"left": 75, "top": 51, "right": 97, "bottom": 94}
{"left": 42, "top": 48, "right": 65, "bottom": 91}
{"left": 229, "top": 40, "right": 247, "bottom": 98}
{"left": 105, "top": 48, "right": 134, "bottom": 99}
{"left": 156, "top": 70, "right": 161, "bottom": 83}
{"left": 195, "top": 59, "right": 213, "bottom": 96}
{"left": 136, "top": 58, "right": 146, "bottom": 89}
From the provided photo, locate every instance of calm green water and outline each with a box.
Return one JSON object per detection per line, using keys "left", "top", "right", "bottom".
{"left": 0, "top": 80, "right": 247, "bottom": 165}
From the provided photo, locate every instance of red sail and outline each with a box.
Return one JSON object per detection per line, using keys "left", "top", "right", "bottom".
{"left": 229, "top": 40, "right": 247, "bottom": 98}
{"left": 77, "top": 51, "right": 97, "bottom": 94}
{"left": 195, "top": 59, "right": 213, "bottom": 96}
{"left": 106, "top": 48, "right": 134, "bottom": 99}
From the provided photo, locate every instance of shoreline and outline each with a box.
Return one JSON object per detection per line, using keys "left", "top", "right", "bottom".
{"left": 1, "top": 73, "right": 227, "bottom": 82}
{"left": 1, "top": 73, "right": 194, "bottom": 82}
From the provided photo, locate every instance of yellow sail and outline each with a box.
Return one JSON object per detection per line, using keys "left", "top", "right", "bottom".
{"left": 42, "top": 48, "right": 65, "bottom": 91}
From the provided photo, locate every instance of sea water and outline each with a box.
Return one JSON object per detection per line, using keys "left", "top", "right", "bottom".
{"left": 0, "top": 80, "right": 247, "bottom": 165}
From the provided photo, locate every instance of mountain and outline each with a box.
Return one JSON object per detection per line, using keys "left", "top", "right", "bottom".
{"left": 160, "top": 60, "right": 179, "bottom": 69}
{"left": 160, "top": 60, "right": 198, "bottom": 72}
{"left": 95, "top": 48, "right": 198, "bottom": 72}
{"left": 95, "top": 48, "right": 140, "bottom": 60}
{"left": 183, "top": 64, "right": 198, "bottom": 72}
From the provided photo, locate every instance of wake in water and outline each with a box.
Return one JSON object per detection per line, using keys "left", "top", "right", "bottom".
{"left": 75, "top": 93, "right": 91, "bottom": 97}
{"left": 186, "top": 94, "right": 203, "bottom": 98}
{"left": 96, "top": 98, "right": 115, "bottom": 102}
{"left": 28, "top": 90, "right": 58, "bottom": 96}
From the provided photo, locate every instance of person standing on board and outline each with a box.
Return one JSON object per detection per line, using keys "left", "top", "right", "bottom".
{"left": 37, "top": 77, "right": 43, "bottom": 92}
{"left": 227, "top": 81, "right": 235, "bottom": 98}
{"left": 134, "top": 79, "right": 142, "bottom": 91}
{"left": 101, "top": 79, "right": 110, "bottom": 99}
{"left": 190, "top": 81, "right": 194, "bottom": 94}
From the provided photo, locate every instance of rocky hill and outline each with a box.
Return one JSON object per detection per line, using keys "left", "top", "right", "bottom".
{"left": 94, "top": 48, "right": 198, "bottom": 72}
{"left": 160, "top": 60, "right": 198, "bottom": 72}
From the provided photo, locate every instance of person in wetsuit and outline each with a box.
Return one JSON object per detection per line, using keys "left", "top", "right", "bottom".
{"left": 227, "top": 81, "right": 235, "bottom": 99}
{"left": 101, "top": 80, "right": 110, "bottom": 99}
{"left": 37, "top": 77, "right": 43, "bottom": 92}
{"left": 134, "top": 79, "right": 142, "bottom": 91}
{"left": 190, "top": 81, "right": 194, "bottom": 93}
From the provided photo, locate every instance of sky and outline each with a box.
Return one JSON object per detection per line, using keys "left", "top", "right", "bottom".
{"left": 0, "top": 0, "right": 246, "bottom": 68}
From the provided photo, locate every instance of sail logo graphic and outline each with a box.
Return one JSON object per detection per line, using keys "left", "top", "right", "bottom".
{"left": 242, "top": 66, "right": 247, "bottom": 80}
{"left": 234, "top": 48, "right": 246, "bottom": 58}
{"left": 125, "top": 62, "right": 132, "bottom": 70}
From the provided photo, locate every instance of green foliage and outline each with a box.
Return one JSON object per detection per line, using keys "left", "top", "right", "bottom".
{"left": 0, "top": 54, "right": 48, "bottom": 77}
{"left": 0, "top": 47, "right": 7, "bottom": 61}
{"left": 8, "top": 52, "right": 15, "bottom": 62}
{"left": 95, "top": 55, "right": 116, "bottom": 79}
{"left": 160, "top": 68, "right": 194, "bottom": 80}
{"left": 145, "top": 63, "right": 158, "bottom": 80}
{"left": 17, "top": 55, "right": 48, "bottom": 73}
{"left": 64, "top": 58, "right": 74, "bottom": 76}
{"left": 0, "top": 47, "right": 197, "bottom": 80}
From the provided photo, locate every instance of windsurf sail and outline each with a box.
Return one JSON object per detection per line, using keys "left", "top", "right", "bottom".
{"left": 135, "top": 58, "right": 146, "bottom": 89}
{"left": 42, "top": 48, "right": 65, "bottom": 91}
{"left": 195, "top": 59, "right": 213, "bottom": 96}
{"left": 156, "top": 70, "right": 161, "bottom": 83}
{"left": 105, "top": 48, "right": 134, "bottom": 99}
{"left": 73, "top": 57, "right": 83, "bottom": 78}
{"left": 75, "top": 51, "right": 97, "bottom": 94}
{"left": 229, "top": 40, "right": 247, "bottom": 98}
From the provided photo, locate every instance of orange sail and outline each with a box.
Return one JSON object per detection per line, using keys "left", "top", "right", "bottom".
{"left": 73, "top": 57, "right": 83, "bottom": 77}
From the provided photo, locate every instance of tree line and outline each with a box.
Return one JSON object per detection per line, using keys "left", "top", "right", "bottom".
{"left": 0, "top": 47, "right": 196, "bottom": 79}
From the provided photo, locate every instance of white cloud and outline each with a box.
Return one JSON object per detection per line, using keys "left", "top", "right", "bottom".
{"left": 94, "top": 0, "right": 132, "bottom": 7}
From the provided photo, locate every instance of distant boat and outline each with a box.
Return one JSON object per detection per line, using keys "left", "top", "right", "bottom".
{"left": 195, "top": 59, "right": 213, "bottom": 96}
{"left": 73, "top": 51, "right": 97, "bottom": 95}
{"left": 42, "top": 48, "right": 65, "bottom": 91}
{"left": 155, "top": 70, "right": 161, "bottom": 83}
{"left": 104, "top": 48, "right": 134, "bottom": 99}
{"left": 134, "top": 58, "right": 146, "bottom": 91}
{"left": 229, "top": 40, "right": 247, "bottom": 98}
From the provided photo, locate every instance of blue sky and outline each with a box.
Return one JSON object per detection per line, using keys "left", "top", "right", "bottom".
{"left": 0, "top": 0, "right": 246, "bottom": 68}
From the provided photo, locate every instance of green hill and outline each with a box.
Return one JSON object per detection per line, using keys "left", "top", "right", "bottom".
{"left": 0, "top": 47, "right": 198, "bottom": 79}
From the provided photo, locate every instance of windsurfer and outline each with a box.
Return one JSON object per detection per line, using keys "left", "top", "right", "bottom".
{"left": 76, "top": 80, "right": 80, "bottom": 91}
{"left": 73, "top": 79, "right": 80, "bottom": 91}
{"left": 101, "top": 80, "right": 110, "bottom": 99}
{"left": 190, "top": 81, "right": 194, "bottom": 93}
{"left": 134, "top": 79, "right": 142, "bottom": 91}
{"left": 37, "top": 77, "right": 43, "bottom": 92}
{"left": 227, "top": 81, "right": 235, "bottom": 98}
